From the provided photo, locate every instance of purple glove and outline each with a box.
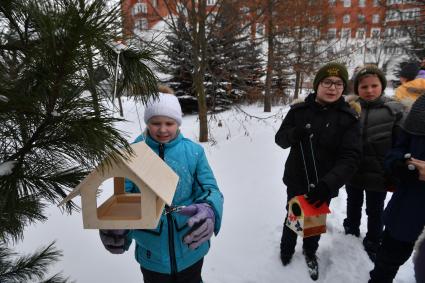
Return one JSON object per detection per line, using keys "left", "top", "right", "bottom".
{"left": 178, "top": 203, "right": 215, "bottom": 250}
{"left": 99, "top": 229, "right": 129, "bottom": 254}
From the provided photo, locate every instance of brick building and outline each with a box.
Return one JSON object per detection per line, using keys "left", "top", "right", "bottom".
{"left": 328, "top": 0, "right": 423, "bottom": 39}
{"left": 122, "top": 0, "right": 424, "bottom": 41}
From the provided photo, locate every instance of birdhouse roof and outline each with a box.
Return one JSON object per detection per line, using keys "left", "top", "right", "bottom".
{"left": 59, "top": 142, "right": 178, "bottom": 206}
{"left": 296, "top": 195, "right": 331, "bottom": 216}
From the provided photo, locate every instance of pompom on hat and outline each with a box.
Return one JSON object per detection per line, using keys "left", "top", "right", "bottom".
{"left": 313, "top": 62, "right": 349, "bottom": 92}
{"left": 353, "top": 65, "right": 387, "bottom": 95}
{"left": 144, "top": 92, "right": 183, "bottom": 126}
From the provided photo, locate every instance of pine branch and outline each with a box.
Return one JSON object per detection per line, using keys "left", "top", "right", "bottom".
{"left": 0, "top": 242, "right": 71, "bottom": 283}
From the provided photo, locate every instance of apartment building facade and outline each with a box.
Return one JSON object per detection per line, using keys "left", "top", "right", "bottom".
{"left": 122, "top": 0, "right": 424, "bottom": 53}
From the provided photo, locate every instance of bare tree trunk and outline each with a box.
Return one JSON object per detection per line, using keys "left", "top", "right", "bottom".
{"left": 118, "top": 95, "right": 124, "bottom": 117}
{"left": 191, "top": 0, "right": 208, "bottom": 142}
{"left": 294, "top": 71, "right": 300, "bottom": 99}
{"left": 263, "top": 0, "right": 274, "bottom": 112}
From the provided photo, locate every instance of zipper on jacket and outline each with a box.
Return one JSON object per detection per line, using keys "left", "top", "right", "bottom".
{"left": 159, "top": 143, "right": 165, "bottom": 160}
{"left": 363, "top": 104, "right": 370, "bottom": 143}
{"left": 167, "top": 212, "right": 177, "bottom": 275}
{"left": 159, "top": 143, "right": 177, "bottom": 275}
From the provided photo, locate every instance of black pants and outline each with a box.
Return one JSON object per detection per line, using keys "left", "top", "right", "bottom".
{"left": 140, "top": 258, "right": 203, "bottom": 283}
{"left": 280, "top": 220, "right": 320, "bottom": 257}
{"left": 344, "top": 185, "right": 387, "bottom": 242}
{"left": 369, "top": 230, "right": 414, "bottom": 283}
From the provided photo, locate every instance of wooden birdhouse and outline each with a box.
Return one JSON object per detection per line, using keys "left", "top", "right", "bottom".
{"left": 59, "top": 142, "right": 179, "bottom": 230}
{"left": 286, "top": 195, "right": 331, "bottom": 238}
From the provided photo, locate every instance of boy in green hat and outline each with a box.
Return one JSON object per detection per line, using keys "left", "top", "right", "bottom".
{"left": 275, "top": 62, "right": 362, "bottom": 280}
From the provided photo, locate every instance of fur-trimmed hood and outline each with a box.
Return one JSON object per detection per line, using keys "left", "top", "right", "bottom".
{"left": 344, "top": 94, "right": 361, "bottom": 115}
{"left": 344, "top": 94, "right": 406, "bottom": 116}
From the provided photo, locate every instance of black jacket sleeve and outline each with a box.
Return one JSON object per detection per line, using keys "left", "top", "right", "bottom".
{"left": 275, "top": 109, "right": 298, "bottom": 149}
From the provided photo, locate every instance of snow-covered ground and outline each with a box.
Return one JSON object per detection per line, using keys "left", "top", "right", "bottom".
{"left": 17, "top": 95, "right": 415, "bottom": 282}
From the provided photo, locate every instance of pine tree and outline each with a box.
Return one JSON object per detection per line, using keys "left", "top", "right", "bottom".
{"left": 163, "top": 16, "right": 197, "bottom": 113}
{"left": 205, "top": 2, "right": 264, "bottom": 112}
{"left": 162, "top": 1, "right": 264, "bottom": 113}
{"left": 0, "top": 0, "right": 158, "bottom": 280}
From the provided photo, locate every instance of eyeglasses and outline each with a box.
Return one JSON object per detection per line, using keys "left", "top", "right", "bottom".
{"left": 320, "top": 79, "right": 345, "bottom": 89}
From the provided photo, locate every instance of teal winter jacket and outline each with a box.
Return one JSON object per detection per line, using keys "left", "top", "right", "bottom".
{"left": 124, "top": 132, "right": 223, "bottom": 274}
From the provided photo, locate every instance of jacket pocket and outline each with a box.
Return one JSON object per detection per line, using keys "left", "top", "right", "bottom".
{"left": 134, "top": 220, "right": 166, "bottom": 264}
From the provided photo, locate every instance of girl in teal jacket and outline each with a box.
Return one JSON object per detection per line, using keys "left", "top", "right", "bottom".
{"left": 99, "top": 87, "right": 223, "bottom": 283}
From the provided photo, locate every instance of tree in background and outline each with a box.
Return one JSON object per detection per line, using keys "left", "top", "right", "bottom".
{"left": 205, "top": 1, "right": 263, "bottom": 112}
{"left": 386, "top": 0, "right": 425, "bottom": 60}
{"left": 0, "top": 0, "right": 158, "bottom": 281}
{"left": 142, "top": 0, "right": 262, "bottom": 141}
{"left": 162, "top": 15, "right": 197, "bottom": 112}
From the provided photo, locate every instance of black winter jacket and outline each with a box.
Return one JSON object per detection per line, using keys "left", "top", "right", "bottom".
{"left": 383, "top": 130, "right": 425, "bottom": 242}
{"left": 348, "top": 96, "right": 404, "bottom": 191}
{"left": 275, "top": 93, "right": 362, "bottom": 198}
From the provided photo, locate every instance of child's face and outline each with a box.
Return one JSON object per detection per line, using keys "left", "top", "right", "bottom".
{"left": 147, "top": 116, "right": 179, "bottom": 143}
{"left": 358, "top": 75, "right": 382, "bottom": 101}
{"left": 316, "top": 76, "right": 344, "bottom": 105}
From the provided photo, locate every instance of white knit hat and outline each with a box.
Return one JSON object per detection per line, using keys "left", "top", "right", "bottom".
{"left": 144, "top": 93, "right": 183, "bottom": 126}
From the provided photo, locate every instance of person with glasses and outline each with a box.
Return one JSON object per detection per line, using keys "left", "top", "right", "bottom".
{"left": 275, "top": 62, "right": 362, "bottom": 280}
{"left": 342, "top": 65, "right": 404, "bottom": 263}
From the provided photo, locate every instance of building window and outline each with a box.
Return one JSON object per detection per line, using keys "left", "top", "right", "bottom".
{"left": 207, "top": 0, "right": 216, "bottom": 5}
{"left": 328, "top": 28, "right": 337, "bottom": 39}
{"left": 343, "top": 0, "right": 351, "bottom": 7}
{"left": 329, "top": 0, "right": 336, "bottom": 6}
{"left": 343, "top": 14, "right": 350, "bottom": 23}
{"left": 371, "top": 28, "right": 381, "bottom": 38}
{"left": 402, "top": 8, "right": 420, "bottom": 20}
{"left": 151, "top": 0, "right": 157, "bottom": 8}
{"left": 372, "top": 14, "right": 380, "bottom": 23}
{"left": 359, "top": 0, "right": 366, "bottom": 7}
{"left": 386, "top": 10, "right": 400, "bottom": 21}
{"left": 341, "top": 28, "right": 351, "bottom": 38}
{"left": 132, "top": 2, "right": 147, "bottom": 15}
{"left": 328, "top": 15, "right": 336, "bottom": 24}
{"left": 358, "top": 14, "right": 366, "bottom": 23}
{"left": 134, "top": 18, "right": 148, "bottom": 30}
{"left": 357, "top": 28, "right": 366, "bottom": 39}
{"left": 373, "top": 0, "right": 379, "bottom": 6}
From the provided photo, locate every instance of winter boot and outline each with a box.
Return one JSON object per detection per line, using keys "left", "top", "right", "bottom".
{"left": 303, "top": 251, "right": 319, "bottom": 281}
{"left": 363, "top": 237, "right": 380, "bottom": 262}
{"left": 343, "top": 220, "right": 360, "bottom": 237}
{"left": 280, "top": 251, "right": 294, "bottom": 266}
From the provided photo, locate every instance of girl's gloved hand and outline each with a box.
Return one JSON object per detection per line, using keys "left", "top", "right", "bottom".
{"left": 178, "top": 203, "right": 215, "bottom": 250}
{"left": 99, "top": 229, "right": 129, "bottom": 254}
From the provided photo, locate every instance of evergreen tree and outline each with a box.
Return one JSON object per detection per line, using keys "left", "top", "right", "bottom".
{"left": 0, "top": 0, "right": 158, "bottom": 281}
{"left": 205, "top": 2, "right": 264, "bottom": 111}
{"left": 162, "top": 16, "right": 197, "bottom": 113}
{"left": 161, "top": 1, "right": 264, "bottom": 113}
